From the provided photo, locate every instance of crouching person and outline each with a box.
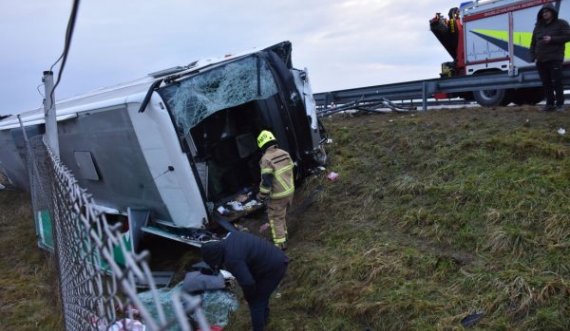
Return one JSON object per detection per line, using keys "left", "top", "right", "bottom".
{"left": 201, "top": 231, "right": 289, "bottom": 331}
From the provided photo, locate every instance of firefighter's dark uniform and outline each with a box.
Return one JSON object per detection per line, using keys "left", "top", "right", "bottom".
{"left": 257, "top": 131, "right": 294, "bottom": 249}
{"left": 201, "top": 231, "right": 289, "bottom": 331}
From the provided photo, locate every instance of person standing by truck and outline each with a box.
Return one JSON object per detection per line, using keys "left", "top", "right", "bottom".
{"left": 530, "top": 4, "right": 570, "bottom": 112}
{"left": 256, "top": 130, "right": 295, "bottom": 250}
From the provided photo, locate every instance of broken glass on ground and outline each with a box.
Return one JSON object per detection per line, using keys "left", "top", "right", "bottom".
{"left": 137, "top": 282, "right": 239, "bottom": 329}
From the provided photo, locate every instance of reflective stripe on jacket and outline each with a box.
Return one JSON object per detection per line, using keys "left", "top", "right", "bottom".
{"left": 259, "top": 146, "right": 294, "bottom": 199}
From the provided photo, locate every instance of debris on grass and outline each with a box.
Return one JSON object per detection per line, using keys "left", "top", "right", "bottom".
{"left": 326, "top": 172, "right": 339, "bottom": 181}
{"left": 461, "top": 311, "right": 484, "bottom": 328}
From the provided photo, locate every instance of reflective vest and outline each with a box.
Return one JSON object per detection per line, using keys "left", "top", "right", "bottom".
{"left": 259, "top": 146, "right": 294, "bottom": 199}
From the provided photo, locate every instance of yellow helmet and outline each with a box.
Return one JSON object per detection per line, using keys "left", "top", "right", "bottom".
{"left": 257, "top": 130, "right": 276, "bottom": 149}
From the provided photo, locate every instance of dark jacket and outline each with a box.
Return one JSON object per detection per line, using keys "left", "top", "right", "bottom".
{"left": 201, "top": 231, "right": 288, "bottom": 295}
{"left": 530, "top": 4, "right": 570, "bottom": 62}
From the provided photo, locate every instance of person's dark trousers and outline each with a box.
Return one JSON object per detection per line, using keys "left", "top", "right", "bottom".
{"left": 247, "top": 262, "right": 288, "bottom": 331}
{"left": 537, "top": 60, "right": 565, "bottom": 107}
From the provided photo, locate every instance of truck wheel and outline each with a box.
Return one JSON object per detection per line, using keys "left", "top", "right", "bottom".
{"left": 473, "top": 89, "right": 512, "bottom": 107}
{"left": 512, "top": 87, "right": 544, "bottom": 106}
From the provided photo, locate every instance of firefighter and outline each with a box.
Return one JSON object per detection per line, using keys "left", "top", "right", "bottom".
{"left": 530, "top": 4, "right": 570, "bottom": 112}
{"left": 255, "top": 130, "right": 294, "bottom": 250}
{"left": 201, "top": 231, "right": 289, "bottom": 331}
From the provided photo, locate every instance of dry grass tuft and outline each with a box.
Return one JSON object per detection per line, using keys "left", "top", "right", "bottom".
{"left": 537, "top": 278, "right": 570, "bottom": 303}
{"left": 486, "top": 225, "right": 539, "bottom": 258}
{"left": 390, "top": 175, "right": 430, "bottom": 196}
{"left": 493, "top": 276, "right": 537, "bottom": 320}
{"left": 485, "top": 208, "right": 504, "bottom": 224}
{"left": 544, "top": 215, "right": 570, "bottom": 246}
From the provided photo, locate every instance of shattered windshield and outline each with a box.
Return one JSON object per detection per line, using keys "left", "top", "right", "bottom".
{"left": 159, "top": 56, "right": 279, "bottom": 133}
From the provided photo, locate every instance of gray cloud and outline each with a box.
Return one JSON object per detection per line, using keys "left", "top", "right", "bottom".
{"left": 0, "top": 0, "right": 454, "bottom": 115}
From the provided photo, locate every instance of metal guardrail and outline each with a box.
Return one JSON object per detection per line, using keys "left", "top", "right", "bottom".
{"left": 313, "top": 67, "right": 570, "bottom": 110}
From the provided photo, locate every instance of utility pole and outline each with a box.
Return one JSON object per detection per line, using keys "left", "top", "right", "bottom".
{"left": 43, "top": 71, "right": 60, "bottom": 156}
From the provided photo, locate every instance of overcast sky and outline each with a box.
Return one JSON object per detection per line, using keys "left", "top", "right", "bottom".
{"left": 0, "top": 0, "right": 456, "bottom": 115}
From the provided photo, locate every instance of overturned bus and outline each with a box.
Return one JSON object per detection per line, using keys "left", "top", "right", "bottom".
{"left": 0, "top": 41, "right": 327, "bottom": 249}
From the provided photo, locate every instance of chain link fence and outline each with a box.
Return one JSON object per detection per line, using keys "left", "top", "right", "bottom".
{"left": 24, "top": 131, "right": 211, "bottom": 331}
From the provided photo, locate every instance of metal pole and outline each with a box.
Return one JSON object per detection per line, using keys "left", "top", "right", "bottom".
{"left": 508, "top": 12, "right": 516, "bottom": 76}
{"left": 422, "top": 81, "right": 428, "bottom": 111}
{"left": 43, "top": 71, "right": 60, "bottom": 156}
{"left": 17, "top": 115, "right": 30, "bottom": 143}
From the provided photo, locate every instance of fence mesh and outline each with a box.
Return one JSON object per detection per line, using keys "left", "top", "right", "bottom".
{"left": 24, "top": 133, "right": 210, "bottom": 331}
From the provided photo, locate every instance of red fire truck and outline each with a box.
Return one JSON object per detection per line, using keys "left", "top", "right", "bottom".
{"left": 430, "top": 0, "right": 569, "bottom": 106}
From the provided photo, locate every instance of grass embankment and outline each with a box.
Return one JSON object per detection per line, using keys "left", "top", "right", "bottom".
{"left": 3, "top": 106, "right": 569, "bottom": 330}
{"left": 0, "top": 190, "right": 62, "bottom": 330}
{"left": 227, "top": 106, "right": 570, "bottom": 330}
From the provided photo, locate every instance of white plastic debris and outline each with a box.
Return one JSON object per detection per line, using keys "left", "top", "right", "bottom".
{"left": 326, "top": 138, "right": 334, "bottom": 144}
{"left": 327, "top": 172, "right": 339, "bottom": 181}
{"left": 557, "top": 128, "right": 566, "bottom": 136}
{"left": 524, "top": 119, "right": 530, "bottom": 127}
{"left": 220, "top": 269, "right": 235, "bottom": 280}
{"left": 227, "top": 201, "right": 244, "bottom": 211}
{"left": 217, "top": 206, "right": 229, "bottom": 215}
{"left": 107, "top": 319, "right": 145, "bottom": 331}
{"left": 243, "top": 200, "right": 260, "bottom": 209}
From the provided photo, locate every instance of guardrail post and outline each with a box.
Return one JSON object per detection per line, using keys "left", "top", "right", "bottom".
{"left": 422, "top": 82, "right": 428, "bottom": 111}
